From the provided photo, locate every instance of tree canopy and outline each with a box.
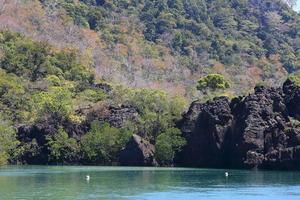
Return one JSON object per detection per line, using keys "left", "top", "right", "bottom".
{"left": 197, "top": 74, "right": 230, "bottom": 93}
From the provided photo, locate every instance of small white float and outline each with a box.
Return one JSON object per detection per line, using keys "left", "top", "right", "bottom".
{"left": 225, "top": 172, "right": 229, "bottom": 177}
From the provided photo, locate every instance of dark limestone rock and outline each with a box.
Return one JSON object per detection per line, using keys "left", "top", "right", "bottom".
{"left": 14, "top": 78, "right": 300, "bottom": 169}
{"left": 85, "top": 105, "right": 139, "bottom": 128}
{"left": 92, "top": 82, "right": 112, "bottom": 93}
{"left": 16, "top": 117, "right": 88, "bottom": 164}
{"left": 177, "top": 97, "right": 233, "bottom": 168}
{"left": 177, "top": 82, "right": 300, "bottom": 170}
{"left": 105, "top": 106, "right": 139, "bottom": 128}
{"left": 16, "top": 120, "right": 59, "bottom": 164}
{"left": 283, "top": 79, "right": 300, "bottom": 120}
{"left": 230, "top": 86, "right": 289, "bottom": 168}
{"left": 264, "top": 146, "right": 300, "bottom": 170}
{"left": 120, "top": 134, "right": 157, "bottom": 166}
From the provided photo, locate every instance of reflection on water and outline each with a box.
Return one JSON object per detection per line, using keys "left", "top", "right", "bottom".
{"left": 0, "top": 166, "right": 300, "bottom": 200}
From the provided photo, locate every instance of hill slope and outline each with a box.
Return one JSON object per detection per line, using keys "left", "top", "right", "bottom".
{"left": 1, "top": 0, "right": 300, "bottom": 97}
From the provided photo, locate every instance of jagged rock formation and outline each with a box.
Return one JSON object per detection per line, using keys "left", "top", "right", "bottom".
{"left": 176, "top": 97, "right": 233, "bottom": 167}
{"left": 85, "top": 105, "right": 139, "bottom": 128}
{"left": 283, "top": 79, "right": 300, "bottom": 120}
{"left": 15, "top": 78, "right": 300, "bottom": 169}
{"left": 16, "top": 105, "right": 139, "bottom": 164}
{"left": 177, "top": 79, "right": 300, "bottom": 170}
{"left": 119, "top": 134, "right": 157, "bottom": 166}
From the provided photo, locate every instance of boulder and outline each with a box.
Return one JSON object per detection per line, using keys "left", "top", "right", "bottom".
{"left": 120, "top": 134, "right": 157, "bottom": 166}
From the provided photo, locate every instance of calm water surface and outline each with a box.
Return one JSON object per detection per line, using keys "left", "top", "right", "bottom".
{"left": 0, "top": 166, "right": 300, "bottom": 200}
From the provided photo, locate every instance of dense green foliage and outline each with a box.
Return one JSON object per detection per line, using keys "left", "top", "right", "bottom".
{"left": 0, "top": 31, "right": 95, "bottom": 123}
{"left": 46, "top": 128, "right": 79, "bottom": 164}
{"left": 288, "top": 74, "right": 300, "bottom": 86}
{"left": 81, "top": 121, "right": 132, "bottom": 164}
{"left": 111, "top": 87, "right": 187, "bottom": 140}
{"left": 155, "top": 128, "right": 186, "bottom": 165}
{"left": 0, "top": 31, "right": 94, "bottom": 83}
{"left": 0, "top": 120, "right": 19, "bottom": 165}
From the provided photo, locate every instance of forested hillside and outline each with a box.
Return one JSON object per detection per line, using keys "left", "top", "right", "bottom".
{"left": 1, "top": 0, "right": 300, "bottom": 97}
{"left": 1, "top": 0, "right": 300, "bottom": 166}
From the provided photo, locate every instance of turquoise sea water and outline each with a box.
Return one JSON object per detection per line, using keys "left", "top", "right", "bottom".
{"left": 0, "top": 166, "right": 300, "bottom": 200}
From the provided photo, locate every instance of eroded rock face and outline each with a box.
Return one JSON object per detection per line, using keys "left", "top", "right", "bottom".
{"left": 85, "top": 105, "right": 139, "bottom": 128}
{"left": 177, "top": 80, "right": 300, "bottom": 170}
{"left": 177, "top": 97, "right": 233, "bottom": 167}
{"left": 283, "top": 79, "right": 300, "bottom": 120}
{"left": 119, "top": 134, "right": 157, "bottom": 166}
{"left": 230, "top": 86, "right": 288, "bottom": 168}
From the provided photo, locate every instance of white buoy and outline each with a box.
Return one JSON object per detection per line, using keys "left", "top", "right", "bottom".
{"left": 225, "top": 172, "right": 229, "bottom": 177}
{"left": 86, "top": 175, "right": 90, "bottom": 181}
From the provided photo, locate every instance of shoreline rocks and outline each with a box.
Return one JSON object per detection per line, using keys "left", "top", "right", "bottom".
{"left": 14, "top": 79, "right": 300, "bottom": 170}
{"left": 177, "top": 79, "right": 300, "bottom": 170}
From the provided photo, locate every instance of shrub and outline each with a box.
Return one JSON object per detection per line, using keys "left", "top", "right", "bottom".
{"left": 33, "top": 87, "right": 74, "bottom": 121}
{"left": 155, "top": 128, "right": 186, "bottom": 165}
{"left": 81, "top": 121, "right": 131, "bottom": 164}
{"left": 197, "top": 74, "right": 230, "bottom": 94}
{"left": 0, "top": 121, "right": 19, "bottom": 165}
{"left": 46, "top": 128, "right": 79, "bottom": 164}
{"left": 288, "top": 74, "right": 300, "bottom": 86}
{"left": 111, "top": 87, "right": 186, "bottom": 139}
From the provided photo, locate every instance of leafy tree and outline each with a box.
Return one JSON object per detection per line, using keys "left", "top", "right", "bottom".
{"left": 0, "top": 31, "right": 53, "bottom": 81}
{"left": 33, "top": 87, "right": 74, "bottom": 121}
{"left": 81, "top": 121, "right": 131, "bottom": 164}
{"left": 46, "top": 128, "right": 79, "bottom": 164}
{"left": 0, "top": 121, "right": 19, "bottom": 165}
{"left": 155, "top": 128, "right": 186, "bottom": 165}
{"left": 288, "top": 74, "right": 300, "bottom": 86}
{"left": 0, "top": 69, "right": 32, "bottom": 122}
{"left": 197, "top": 74, "right": 230, "bottom": 94}
{"left": 111, "top": 87, "right": 186, "bottom": 140}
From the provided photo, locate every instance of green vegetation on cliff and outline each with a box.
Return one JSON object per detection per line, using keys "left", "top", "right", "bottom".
{"left": 0, "top": 30, "right": 186, "bottom": 165}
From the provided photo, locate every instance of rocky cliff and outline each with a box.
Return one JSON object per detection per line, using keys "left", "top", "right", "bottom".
{"left": 15, "top": 78, "right": 300, "bottom": 169}
{"left": 177, "top": 79, "right": 300, "bottom": 170}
